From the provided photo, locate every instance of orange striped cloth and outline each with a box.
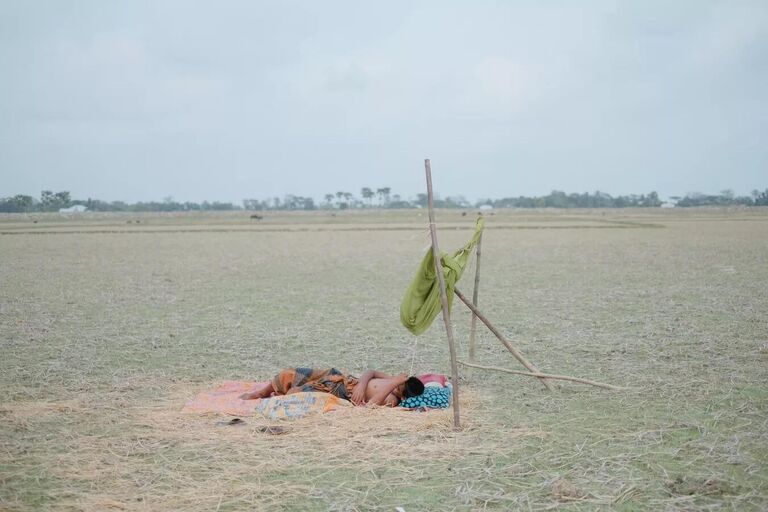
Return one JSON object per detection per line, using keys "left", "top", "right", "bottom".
{"left": 271, "top": 367, "right": 358, "bottom": 400}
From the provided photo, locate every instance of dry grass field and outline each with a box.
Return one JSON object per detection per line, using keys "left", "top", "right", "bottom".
{"left": 1, "top": 208, "right": 767, "bottom": 511}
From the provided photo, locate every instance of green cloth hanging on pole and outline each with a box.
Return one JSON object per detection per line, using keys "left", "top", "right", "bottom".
{"left": 400, "top": 217, "right": 485, "bottom": 335}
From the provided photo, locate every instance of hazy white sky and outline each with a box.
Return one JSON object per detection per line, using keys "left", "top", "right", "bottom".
{"left": 1, "top": 1, "right": 766, "bottom": 203}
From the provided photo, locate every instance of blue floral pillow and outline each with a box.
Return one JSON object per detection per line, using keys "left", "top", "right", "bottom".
{"left": 399, "top": 385, "right": 452, "bottom": 409}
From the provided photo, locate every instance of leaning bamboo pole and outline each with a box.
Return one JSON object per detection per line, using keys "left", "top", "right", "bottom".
{"left": 457, "top": 360, "right": 626, "bottom": 391}
{"left": 468, "top": 231, "right": 483, "bottom": 362}
{"left": 454, "top": 287, "right": 554, "bottom": 391}
{"left": 424, "top": 159, "right": 461, "bottom": 429}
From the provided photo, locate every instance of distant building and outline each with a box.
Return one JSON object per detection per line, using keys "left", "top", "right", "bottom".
{"left": 59, "top": 205, "right": 88, "bottom": 213}
{"left": 478, "top": 204, "right": 493, "bottom": 211}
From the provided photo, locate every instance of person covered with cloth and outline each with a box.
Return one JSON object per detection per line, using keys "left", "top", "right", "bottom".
{"left": 239, "top": 367, "right": 424, "bottom": 407}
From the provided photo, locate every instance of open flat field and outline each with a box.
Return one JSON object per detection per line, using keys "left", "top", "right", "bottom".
{"left": 1, "top": 208, "right": 767, "bottom": 511}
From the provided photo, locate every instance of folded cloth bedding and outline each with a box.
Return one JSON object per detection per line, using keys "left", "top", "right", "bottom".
{"left": 254, "top": 391, "right": 350, "bottom": 419}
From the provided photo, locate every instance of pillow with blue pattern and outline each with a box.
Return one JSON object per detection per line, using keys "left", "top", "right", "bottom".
{"left": 399, "top": 385, "right": 452, "bottom": 409}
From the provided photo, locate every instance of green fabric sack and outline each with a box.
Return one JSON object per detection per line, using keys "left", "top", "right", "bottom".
{"left": 400, "top": 217, "right": 485, "bottom": 335}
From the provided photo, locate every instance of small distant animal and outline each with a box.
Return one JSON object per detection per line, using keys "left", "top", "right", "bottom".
{"left": 33, "top": 220, "right": 38, "bottom": 223}
{"left": 461, "top": 211, "right": 467, "bottom": 216}
{"left": 250, "top": 214, "right": 263, "bottom": 220}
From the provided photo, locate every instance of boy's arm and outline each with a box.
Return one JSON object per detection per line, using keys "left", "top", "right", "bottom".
{"left": 351, "top": 369, "right": 392, "bottom": 405}
{"left": 367, "top": 374, "right": 408, "bottom": 406}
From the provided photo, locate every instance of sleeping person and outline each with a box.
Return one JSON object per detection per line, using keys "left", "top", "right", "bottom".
{"left": 239, "top": 367, "right": 424, "bottom": 407}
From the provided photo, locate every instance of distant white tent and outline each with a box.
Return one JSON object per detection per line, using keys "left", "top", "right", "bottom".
{"left": 59, "top": 205, "right": 88, "bottom": 213}
{"left": 478, "top": 204, "right": 493, "bottom": 211}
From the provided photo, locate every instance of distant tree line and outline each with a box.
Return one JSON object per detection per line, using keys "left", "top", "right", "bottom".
{"left": 670, "top": 189, "right": 768, "bottom": 207}
{"left": 0, "top": 190, "right": 73, "bottom": 213}
{"left": 479, "top": 190, "right": 664, "bottom": 208}
{"left": 241, "top": 187, "right": 474, "bottom": 211}
{"left": 0, "top": 191, "right": 240, "bottom": 213}
{"left": 1, "top": 187, "right": 766, "bottom": 213}
{"left": 240, "top": 188, "right": 768, "bottom": 210}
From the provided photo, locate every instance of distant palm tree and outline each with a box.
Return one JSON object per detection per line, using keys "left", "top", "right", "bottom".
{"left": 361, "top": 187, "right": 374, "bottom": 207}
{"left": 376, "top": 187, "right": 391, "bottom": 206}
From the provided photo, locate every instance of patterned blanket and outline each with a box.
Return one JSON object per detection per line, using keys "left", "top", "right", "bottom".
{"left": 183, "top": 373, "right": 450, "bottom": 419}
{"left": 182, "top": 381, "right": 350, "bottom": 419}
{"left": 272, "top": 367, "right": 358, "bottom": 400}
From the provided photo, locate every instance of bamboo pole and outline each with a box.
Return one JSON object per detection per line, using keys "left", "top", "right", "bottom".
{"left": 425, "top": 159, "right": 461, "bottom": 429}
{"left": 468, "top": 231, "right": 483, "bottom": 362}
{"left": 457, "top": 360, "right": 626, "bottom": 391}
{"left": 453, "top": 287, "right": 554, "bottom": 391}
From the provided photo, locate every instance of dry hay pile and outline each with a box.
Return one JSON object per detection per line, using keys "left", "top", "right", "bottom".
{"left": 0, "top": 386, "right": 544, "bottom": 511}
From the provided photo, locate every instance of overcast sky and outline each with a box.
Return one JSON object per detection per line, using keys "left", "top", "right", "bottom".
{"left": 1, "top": 1, "right": 766, "bottom": 203}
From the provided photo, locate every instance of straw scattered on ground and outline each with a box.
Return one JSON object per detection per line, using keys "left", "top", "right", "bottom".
{"left": 1, "top": 208, "right": 767, "bottom": 510}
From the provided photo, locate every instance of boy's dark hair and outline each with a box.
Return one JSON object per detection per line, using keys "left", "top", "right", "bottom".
{"left": 403, "top": 377, "right": 425, "bottom": 399}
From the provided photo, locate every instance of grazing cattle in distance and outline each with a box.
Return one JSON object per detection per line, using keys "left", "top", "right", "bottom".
{"left": 250, "top": 214, "right": 263, "bottom": 220}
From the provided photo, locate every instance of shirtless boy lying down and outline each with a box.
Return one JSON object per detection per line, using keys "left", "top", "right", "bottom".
{"left": 239, "top": 367, "right": 425, "bottom": 407}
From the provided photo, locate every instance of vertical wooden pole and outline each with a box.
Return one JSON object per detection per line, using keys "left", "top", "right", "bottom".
{"left": 424, "top": 159, "right": 461, "bottom": 430}
{"left": 468, "top": 231, "right": 483, "bottom": 362}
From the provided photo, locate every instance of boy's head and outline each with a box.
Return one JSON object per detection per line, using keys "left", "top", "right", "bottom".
{"left": 402, "top": 376, "right": 425, "bottom": 399}
{"left": 386, "top": 376, "right": 426, "bottom": 406}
